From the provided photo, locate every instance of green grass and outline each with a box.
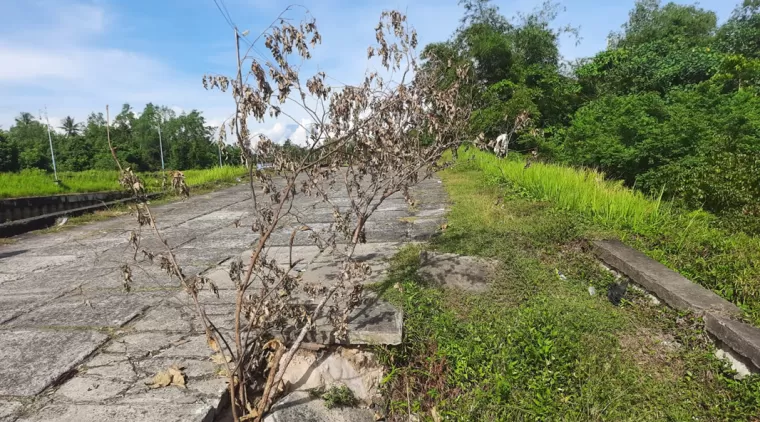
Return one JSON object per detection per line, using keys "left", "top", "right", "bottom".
{"left": 458, "top": 149, "right": 760, "bottom": 324}
{"left": 309, "top": 385, "right": 358, "bottom": 409}
{"left": 0, "top": 166, "right": 247, "bottom": 198}
{"left": 374, "top": 167, "right": 760, "bottom": 421}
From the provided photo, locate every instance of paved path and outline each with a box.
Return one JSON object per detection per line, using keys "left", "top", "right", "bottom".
{"left": 0, "top": 177, "right": 448, "bottom": 422}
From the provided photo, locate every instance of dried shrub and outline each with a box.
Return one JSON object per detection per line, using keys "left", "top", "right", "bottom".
{"left": 110, "top": 7, "right": 470, "bottom": 421}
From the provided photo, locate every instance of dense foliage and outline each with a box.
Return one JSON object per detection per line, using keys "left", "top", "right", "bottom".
{"left": 429, "top": 0, "right": 760, "bottom": 225}
{"left": 0, "top": 104, "right": 244, "bottom": 174}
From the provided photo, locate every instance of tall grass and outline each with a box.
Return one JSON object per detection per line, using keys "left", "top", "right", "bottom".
{"left": 455, "top": 149, "right": 760, "bottom": 323}
{"left": 462, "top": 149, "right": 677, "bottom": 233}
{"left": 0, "top": 166, "right": 247, "bottom": 198}
{"left": 183, "top": 166, "right": 247, "bottom": 187}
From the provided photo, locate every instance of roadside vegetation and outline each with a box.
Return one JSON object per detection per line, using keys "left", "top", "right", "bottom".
{"left": 426, "top": 0, "right": 760, "bottom": 232}
{"left": 463, "top": 149, "right": 760, "bottom": 324}
{"left": 375, "top": 158, "right": 760, "bottom": 421}
{"left": 0, "top": 166, "right": 246, "bottom": 198}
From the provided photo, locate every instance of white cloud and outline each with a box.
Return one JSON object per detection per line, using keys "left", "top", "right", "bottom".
{"left": 289, "top": 118, "right": 313, "bottom": 146}
{"left": 262, "top": 121, "right": 288, "bottom": 142}
{"left": 0, "top": 0, "right": 462, "bottom": 137}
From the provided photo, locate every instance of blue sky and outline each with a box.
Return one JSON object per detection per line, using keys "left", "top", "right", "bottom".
{"left": 0, "top": 0, "right": 738, "bottom": 143}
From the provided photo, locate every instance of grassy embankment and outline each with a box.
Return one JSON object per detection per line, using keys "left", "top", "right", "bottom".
{"left": 0, "top": 166, "right": 247, "bottom": 198}
{"left": 0, "top": 166, "right": 247, "bottom": 236}
{"left": 375, "top": 150, "right": 760, "bottom": 421}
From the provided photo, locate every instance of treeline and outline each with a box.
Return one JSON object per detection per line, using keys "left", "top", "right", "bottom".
{"left": 0, "top": 103, "right": 245, "bottom": 173}
{"left": 427, "top": 0, "right": 760, "bottom": 226}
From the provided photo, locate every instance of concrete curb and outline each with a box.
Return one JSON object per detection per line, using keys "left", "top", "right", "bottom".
{"left": 593, "top": 239, "right": 760, "bottom": 371}
{"left": 0, "top": 192, "right": 163, "bottom": 237}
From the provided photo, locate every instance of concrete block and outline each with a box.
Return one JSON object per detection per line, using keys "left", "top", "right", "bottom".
{"left": 704, "top": 312, "right": 760, "bottom": 370}
{"left": 592, "top": 240, "right": 741, "bottom": 317}
{"left": 264, "top": 391, "right": 375, "bottom": 422}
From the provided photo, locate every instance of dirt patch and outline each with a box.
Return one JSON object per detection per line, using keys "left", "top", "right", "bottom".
{"left": 618, "top": 327, "right": 684, "bottom": 380}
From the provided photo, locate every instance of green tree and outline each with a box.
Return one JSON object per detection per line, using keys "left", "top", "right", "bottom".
{"left": 715, "top": 0, "right": 760, "bottom": 59}
{"left": 0, "top": 130, "right": 19, "bottom": 172}
{"left": 609, "top": 0, "right": 717, "bottom": 49}
{"left": 59, "top": 116, "right": 82, "bottom": 137}
{"left": 9, "top": 113, "right": 52, "bottom": 171}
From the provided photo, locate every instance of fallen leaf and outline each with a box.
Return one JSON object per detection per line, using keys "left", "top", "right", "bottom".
{"left": 239, "top": 409, "right": 260, "bottom": 421}
{"left": 440, "top": 223, "right": 448, "bottom": 231}
{"left": 146, "top": 365, "right": 186, "bottom": 389}
{"left": 211, "top": 353, "right": 232, "bottom": 364}
{"left": 146, "top": 370, "right": 172, "bottom": 389}
{"left": 431, "top": 406, "right": 441, "bottom": 422}
{"left": 206, "top": 330, "right": 220, "bottom": 352}
{"left": 167, "top": 365, "right": 186, "bottom": 388}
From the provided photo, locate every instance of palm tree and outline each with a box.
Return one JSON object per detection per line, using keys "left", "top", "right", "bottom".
{"left": 15, "top": 112, "right": 35, "bottom": 126}
{"left": 60, "top": 116, "right": 82, "bottom": 137}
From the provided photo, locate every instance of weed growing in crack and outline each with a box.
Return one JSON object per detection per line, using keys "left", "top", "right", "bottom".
{"left": 309, "top": 384, "right": 358, "bottom": 409}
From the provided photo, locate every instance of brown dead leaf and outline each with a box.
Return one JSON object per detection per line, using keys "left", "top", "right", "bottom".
{"left": 167, "top": 365, "right": 186, "bottom": 388}
{"left": 211, "top": 353, "right": 232, "bottom": 364}
{"left": 146, "top": 365, "right": 186, "bottom": 389}
{"left": 440, "top": 223, "right": 448, "bottom": 231}
{"left": 206, "top": 329, "right": 220, "bottom": 352}
{"left": 431, "top": 406, "right": 441, "bottom": 422}
{"left": 239, "top": 409, "right": 260, "bottom": 421}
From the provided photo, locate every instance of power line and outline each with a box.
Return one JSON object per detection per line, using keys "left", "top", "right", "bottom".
{"left": 218, "top": 0, "right": 234, "bottom": 26}
{"left": 212, "top": 0, "right": 235, "bottom": 31}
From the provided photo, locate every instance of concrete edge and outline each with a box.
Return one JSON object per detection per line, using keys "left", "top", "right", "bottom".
{"left": 704, "top": 312, "right": 760, "bottom": 370}
{"left": 592, "top": 239, "right": 760, "bottom": 371}
{"left": 592, "top": 239, "right": 741, "bottom": 317}
{"left": 0, "top": 192, "right": 163, "bottom": 237}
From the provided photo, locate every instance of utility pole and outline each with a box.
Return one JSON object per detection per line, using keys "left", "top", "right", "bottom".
{"left": 218, "top": 141, "right": 223, "bottom": 167}
{"left": 40, "top": 107, "right": 58, "bottom": 182}
{"left": 156, "top": 115, "right": 165, "bottom": 172}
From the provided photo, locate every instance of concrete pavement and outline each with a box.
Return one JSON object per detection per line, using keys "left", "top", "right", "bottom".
{"left": 0, "top": 176, "right": 448, "bottom": 421}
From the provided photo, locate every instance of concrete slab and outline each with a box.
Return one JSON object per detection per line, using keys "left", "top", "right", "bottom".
{"left": 418, "top": 251, "right": 497, "bottom": 292}
{"left": 1, "top": 268, "right": 101, "bottom": 295}
{"left": 104, "top": 332, "right": 186, "bottom": 357}
{"left": 309, "top": 296, "right": 402, "bottom": 345}
{"left": 593, "top": 240, "right": 741, "bottom": 317}
{"left": 0, "top": 294, "right": 55, "bottom": 324}
{"left": 9, "top": 291, "right": 157, "bottom": 328}
{"left": 0, "top": 255, "right": 79, "bottom": 274}
{"left": 54, "top": 376, "right": 131, "bottom": 401}
{"left": 0, "top": 400, "right": 22, "bottom": 422}
{"left": 0, "top": 330, "right": 108, "bottom": 396}
{"left": 80, "top": 354, "right": 138, "bottom": 382}
{"left": 78, "top": 265, "right": 181, "bottom": 291}
{"left": 0, "top": 175, "right": 449, "bottom": 421}
{"left": 130, "top": 305, "right": 194, "bottom": 332}
{"left": 16, "top": 403, "right": 216, "bottom": 422}
{"left": 264, "top": 391, "right": 375, "bottom": 422}
{"left": 157, "top": 335, "right": 215, "bottom": 359}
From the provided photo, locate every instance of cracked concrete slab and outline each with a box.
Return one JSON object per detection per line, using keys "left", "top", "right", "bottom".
{"left": 0, "top": 176, "right": 449, "bottom": 421}
{"left": 0, "top": 330, "right": 108, "bottom": 396}
{"left": 8, "top": 291, "right": 158, "bottom": 328}
{"left": 16, "top": 403, "right": 217, "bottom": 422}
{"left": 0, "top": 400, "right": 23, "bottom": 422}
